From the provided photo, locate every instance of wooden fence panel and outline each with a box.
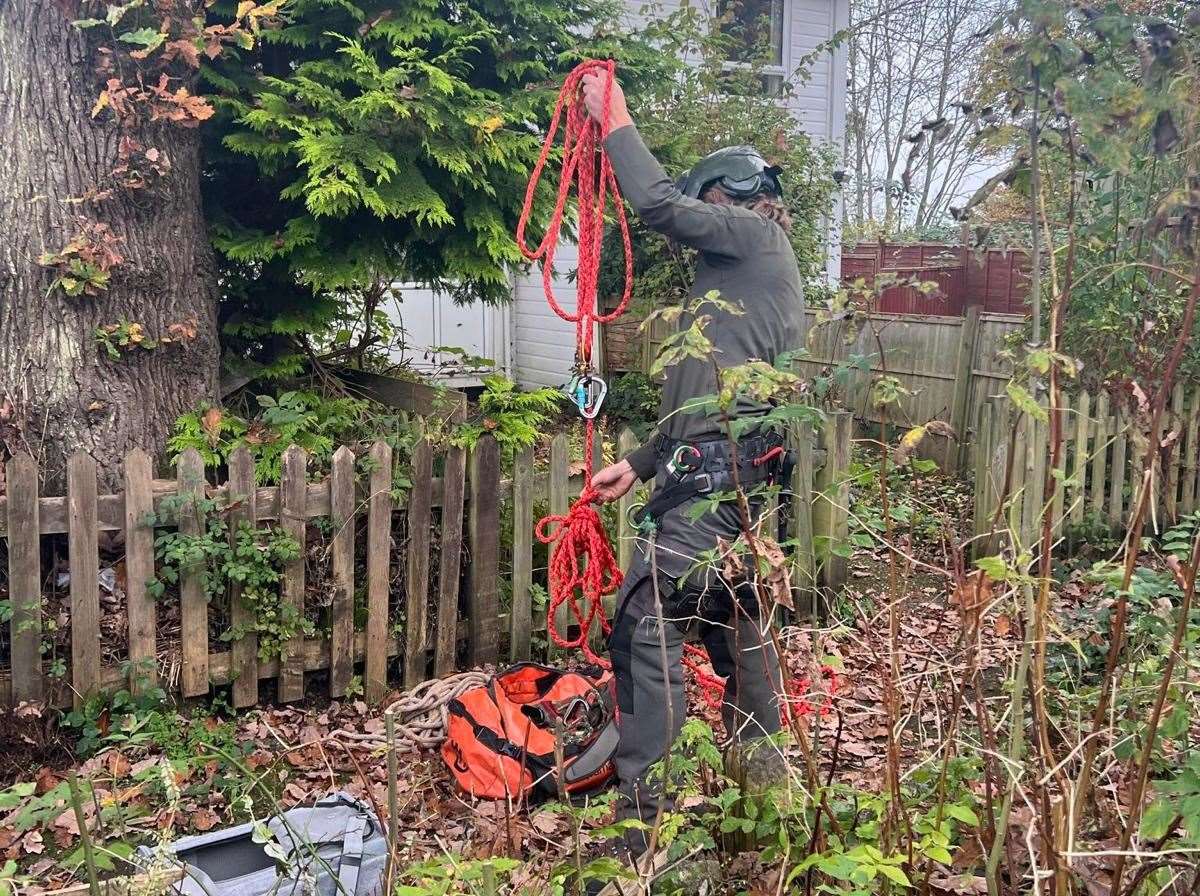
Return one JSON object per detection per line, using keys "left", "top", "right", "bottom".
{"left": 507, "top": 446, "right": 533, "bottom": 665}
{"left": 0, "top": 411, "right": 872, "bottom": 709}
{"left": 176, "top": 450, "right": 208, "bottom": 697}
{"left": 278, "top": 446, "right": 307, "bottom": 703}
{"left": 6, "top": 454, "right": 42, "bottom": 705}
{"left": 123, "top": 449, "right": 156, "bottom": 695}
{"left": 1089, "top": 394, "right": 1110, "bottom": 519}
{"left": 1108, "top": 409, "right": 1129, "bottom": 527}
{"left": 329, "top": 446, "right": 356, "bottom": 698}
{"left": 468, "top": 435, "right": 501, "bottom": 665}
{"left": 227, "top": 448, "right": 258, "bottom": 709}
{"left": 67, "top": 453, "right": 100, "bottom": 710}
{"left": 435, "top": 446, "right": 468, "bottom": 676}
{"left": 365, "top": 441, "right": 393, "bottom": 701}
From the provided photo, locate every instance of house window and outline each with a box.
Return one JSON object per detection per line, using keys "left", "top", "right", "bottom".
{"left": 719, "top": 0, "right": 787, "bottom": 95}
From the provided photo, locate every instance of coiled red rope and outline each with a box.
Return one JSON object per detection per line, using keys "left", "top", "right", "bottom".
{"left": 517, "top": 61, "right": 725, "bottom": 700}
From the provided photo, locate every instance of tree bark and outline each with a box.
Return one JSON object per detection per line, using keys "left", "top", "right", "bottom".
{"left": 0, "top": 1, "right": 218, "bottom": 491}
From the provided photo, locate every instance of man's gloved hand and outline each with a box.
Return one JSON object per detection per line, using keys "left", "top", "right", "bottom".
{"left": 591, "top": 458, "right": 638, "bottom": 503}
{"left": 581, "top": 70, "right": 633, "bottom": 132}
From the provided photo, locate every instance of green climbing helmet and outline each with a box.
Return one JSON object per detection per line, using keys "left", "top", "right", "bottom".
{"left": 676, "top": 145, "right": 783, "bottom": 200}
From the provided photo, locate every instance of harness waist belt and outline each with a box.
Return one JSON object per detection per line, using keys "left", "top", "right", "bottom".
{"left": 634, "top": 432, "right": 790, "bottom": 529}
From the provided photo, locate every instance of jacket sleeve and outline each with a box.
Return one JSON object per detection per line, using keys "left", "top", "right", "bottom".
{"left": 604, "top": 124, "right": 760, "bottom": 258}
{"left": 622, "top": 438, "right": 658, "bottom": 483}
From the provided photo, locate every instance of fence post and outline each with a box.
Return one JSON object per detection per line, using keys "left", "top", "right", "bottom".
{"left": 177, "top": 449, "right": 208, "bottom": 698}
{"left": 507, "top": 446, "right": 534, "bottom": 664}
{"left": 813, "top": 411, "right": 852, "bottom": 594}
{"left": 67, "top": 452, "right": 100, "bottom": 710}
{"left": 329, "top": 446, "right": 356, "bottom": 698}
{"left": 436, "top": 445, "right": 468, "bottom": 676}
{"left": 6, "top": 454, "right": 43, "bottom": 704}
{"left": 124, "top": 448, "right": 156, "bottom": 696}
{"left": 228, "top": 447, "right": 258, "bottom": 708}
{"left": 278, "top": 446, "right": 308, "bottom": 703}
{"left": 971, "top": 402, "right": 993, "bottom": 558}
{"left": 789, "top": 422, "right": 817, "bottom": 618}
{"left": 365, "top": 441, "right": 394, "bottom": 701}
{"left": 468, "top": 435, "right": 501, "bottom": 666}
{"left": 949, "top": 305, "right": 981, "bottom": 471}
{"left": 404, "top": 440, "right": 432, "bottom": 689}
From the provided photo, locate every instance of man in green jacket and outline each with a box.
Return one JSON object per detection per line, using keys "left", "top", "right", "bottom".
{"left": 580, "top": 71, "right": 803, "bottom": 858}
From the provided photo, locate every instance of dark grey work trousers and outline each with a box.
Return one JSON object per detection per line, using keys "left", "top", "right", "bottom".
{"left": 606, "top": 488, "right": 784, "bottom": 835}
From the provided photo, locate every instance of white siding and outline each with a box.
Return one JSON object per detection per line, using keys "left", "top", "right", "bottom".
{"left": 512, "top": 245, "right": 584, "bottom": 389}
{"left": 385, "top": 285, "right": 510, "bottom": 388}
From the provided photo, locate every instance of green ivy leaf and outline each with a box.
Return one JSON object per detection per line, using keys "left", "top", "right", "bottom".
{"left": 1006, "top": 382, "right": 1047, "bottom": 423}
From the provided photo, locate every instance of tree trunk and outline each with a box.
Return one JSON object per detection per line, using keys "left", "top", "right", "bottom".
{"left": 0, "top": 1, "right": 219, "bottom": 492}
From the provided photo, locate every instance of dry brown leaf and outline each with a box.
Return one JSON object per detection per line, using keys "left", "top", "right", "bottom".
{"left": 106, "top": 750, "right": 132, "bottom": 779}
{"left": 190, "top": 808, "right": 219, "bottom": 832}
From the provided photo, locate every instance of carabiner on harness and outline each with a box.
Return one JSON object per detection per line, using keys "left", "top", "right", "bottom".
{"left": 565, "top": 373, "right": 607, "bottom": 420}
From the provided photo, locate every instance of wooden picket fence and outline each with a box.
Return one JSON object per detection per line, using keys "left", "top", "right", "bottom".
{"left": 970, "top": 384, "right": 1200, "bottom": 553}
{"left": 0, "top": 417, "right": 851, "bottom": 710}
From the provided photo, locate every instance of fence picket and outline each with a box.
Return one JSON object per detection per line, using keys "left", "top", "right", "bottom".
{"left": 548, "top": 433, "right": 570, "bottom": 656}
{"left": 1183, "top": 389, "right": 1199, "bottom": 514}
{"left": 1108, "top": 408, "right": 1128, "bottom": 527}
{"left": 123, "top": 449, "right": 156, "bottom": 696}
{"left": 6, "top": 454, "right": 42, "bottom": 704}
{"left": 67, "top": 453, "right": 100, "bottom": 710}
{"left": 1167, "top": 384, "right": 1185, "bottom": 521}
{"left": 278, "top": 446, "right": 307, "bottom": 703}
{"left": 1070, "top": 391, "right": 1091, "bottom": 526}
{"left": 507, "top": 446, "right": 533, "bottom": 664}
{"left": 365, "top": 441, "right": 393, "bottom": 701}
{"left": 1089, "top": 394, "right": 1110, "bottom": 519}
{"left": 615, "top": 430, "right": 639, "bottom": 576}
{"left": 1050, "top": 399, "right": 1066, "bottom": 535}
{"left": 227, "top": 448, "right": 258, "bottom": 708}
{"left": 468, "top": 435, "right": 501, "bottom": 665}
{"left": 436, "top": 446, "right": 468, "bottom": 675}
{"left": 329, "top": 446, "right": 356, "bottom": 698}
{"left": 177, "top": 450, "right": 208, "bottom": 697}
{"left": 403, "top": 440, "right": 432, "bottom": 689}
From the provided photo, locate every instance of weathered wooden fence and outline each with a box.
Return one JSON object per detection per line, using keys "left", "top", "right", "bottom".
{"left": 0, "top": 419, "right": 851, "bottom": 710}
{"left": 796, "top": 307, "right": 1023, "bottom": 470}
{"left": 970, "top": 384, "right": 1200, "bottom": 553}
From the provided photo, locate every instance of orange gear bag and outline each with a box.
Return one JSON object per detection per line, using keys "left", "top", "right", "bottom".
{"left": 442, "top": 663, "right": 618, "bottom": 801}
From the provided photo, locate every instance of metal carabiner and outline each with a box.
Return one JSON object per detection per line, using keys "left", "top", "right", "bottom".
{"left": 566, "top": 373, "right": 607, "bottom": 419}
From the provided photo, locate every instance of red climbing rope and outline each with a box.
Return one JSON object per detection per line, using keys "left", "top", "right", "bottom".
{"left": 517, "top": 61, "right": 725, "bottom": 702}
{"left": 518, "top": 59, "right": 631, "bottom": 666}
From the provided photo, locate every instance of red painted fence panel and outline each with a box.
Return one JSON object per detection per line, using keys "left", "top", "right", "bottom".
{"left": 842, "top": 242, "right": 1031, "bottom": 317}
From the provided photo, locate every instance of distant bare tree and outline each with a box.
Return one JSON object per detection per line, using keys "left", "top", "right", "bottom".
{"left": 845, "top": 0, "right": 1006, "bottom": 237}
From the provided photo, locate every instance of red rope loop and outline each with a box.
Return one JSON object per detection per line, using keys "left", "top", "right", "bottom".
{"left": 535, "top": 487, "right": 622, "bottom": 666}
